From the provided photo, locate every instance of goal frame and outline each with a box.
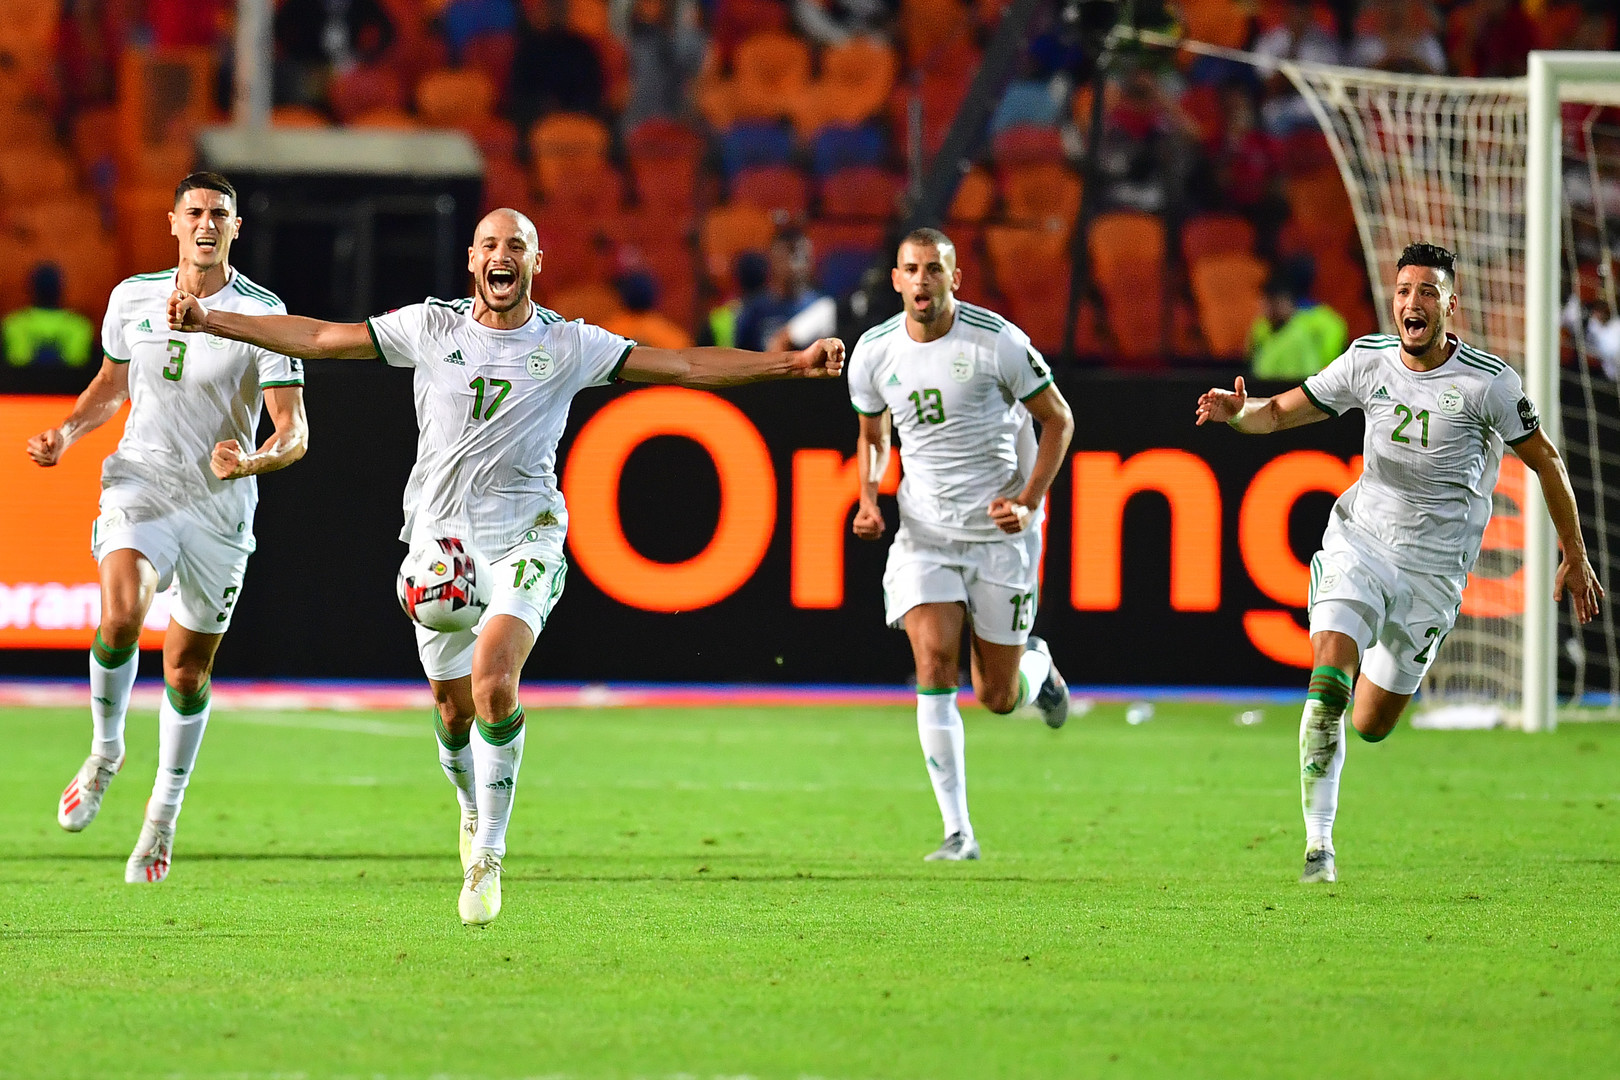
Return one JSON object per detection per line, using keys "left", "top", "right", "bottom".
{"left": 1524, "top": 52, "right": 1620, "bottom": 732}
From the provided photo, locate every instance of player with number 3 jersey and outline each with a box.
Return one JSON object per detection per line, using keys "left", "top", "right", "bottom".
{"left": 1196, "top": 242, "right": 1603, "bottom": 885}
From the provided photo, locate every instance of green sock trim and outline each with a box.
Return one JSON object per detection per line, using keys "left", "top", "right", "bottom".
{"left": 1357, "top": 728, "right": 1389, "bottom": 743}
{"left": 1016, "top": 672, "right": 1030, "bottom": 707}
{"left": 916, "top": 687, "right": 958, "bottom": 696}
{"left": 434, "top": 711, "right": 470, "bottom": 751}
{"left": 476, "top": 706, "right": 525, "bottom": 747}
{"left": 91, "top": 630, "right": 137, "bottom": 669}
{"left": 165, "top": 679, "right": 211, "bottom": 716}
{"left": 1305, "top": 666, "right": 1353, "bottom": 712}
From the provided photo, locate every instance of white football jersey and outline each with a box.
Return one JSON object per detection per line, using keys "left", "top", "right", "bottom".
{"left": 366, "top": 298, "right": 635, "bottom": 554}
{"left": 99, "top": 268, "right": 303, "bottom": 535}
{"left": 1302, "top": 332, "right": 1541, "bottom": 575}
{"left": 849, "top": 301, "right": 1053, "bottom": 542}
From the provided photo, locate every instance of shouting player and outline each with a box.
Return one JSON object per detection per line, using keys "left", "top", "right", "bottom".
{"left": 168, "top": 207, "right": 843, "bottom": 924}
{"left": 27, "top": 172, "right": 308, "bottom": 882}
{"left": 848, "top": 228, "right": 1075, "bottom": 861}
{"left": 1196, "top": 242, "right": 1603, "bottom": 884}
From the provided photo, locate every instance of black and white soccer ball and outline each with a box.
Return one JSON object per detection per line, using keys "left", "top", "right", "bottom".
{"left": 396, "top": 537, "right": 492, "bottom": 632}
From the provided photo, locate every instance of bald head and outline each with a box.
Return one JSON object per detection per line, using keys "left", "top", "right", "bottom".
{"left": 468, "top": 207, "right": 542, "bottom": 319}
{"left": 477, "top": 208, "right": 538, "bottom": 250}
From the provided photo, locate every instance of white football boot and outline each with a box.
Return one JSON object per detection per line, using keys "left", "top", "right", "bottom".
{"left": 924, "top": 832, "right": 981, "bottom": 861}
{"left": 1300, "top": 847, "right": 1337, "bottom": 884}
{"left": 125, "top": 814, "right": 175, "bottom": 884}
{"left": 459, "top": 811, "right": 478, "bottom": 872}
{"left": 58, "top": 754, "right": 122, "bottom": 832}
{"left": 459, "top": 851, "right": 503, "bottom": 925}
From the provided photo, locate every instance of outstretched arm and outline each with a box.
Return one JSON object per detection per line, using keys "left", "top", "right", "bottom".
{"left": 211, "top": 385, "right": 310, "bottom": 480}
{"left": 620, "top": 338, "right": 845, "bottom": 387}
{"left": 1195, "top": 376, "right": 1329, "bottom": 433}
{"left": 852, "top": 410, "right": 891, "bottom": 540}
{"left": 169, "top": 291, "right": 378, "bottom": 360}
{"left": 25, "top": 356, "right": 130, "bottom": 466}
{"left": 1513, "top": 428, "right": 1604, "bottom": 624}
{"left": 989, "top": 383, "right": 1074, "bottom": 534}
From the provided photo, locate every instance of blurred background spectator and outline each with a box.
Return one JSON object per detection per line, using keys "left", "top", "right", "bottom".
{"left": 735, "top": 231, "right": 826, "bottom": 352}
{"left": 274, "top": 0, "right": 396, "bottom": 109}
{"left": 611, "top": 0, "right": 707, "bottom": 134}
{"left": 1253, "top": 0, "right": 1343, "bottom": 135}
{"left": 705, "top": 252, "right": 771, "bottom": 349}
{"left": 603, "top": 269, "right": 695, "bottom": 347}
{"left": 1249, "top": 256, "right": 1347, "bottom": 380}
{"left": 4, "top": 264, "right": 96, "bottom": 370}
{"left": 513, "top": 0, "right": 608, "bottom": 133}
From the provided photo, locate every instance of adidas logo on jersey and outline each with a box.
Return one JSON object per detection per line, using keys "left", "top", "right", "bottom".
{"left": 1372, "top": 385, "right": 1391, "bottom": 400}
{"left": 442, "top": 349, "right": 465, "bottom": 366}
{"left": 886, "top": 374, "right": 901, "bottom": 386}
{"left": 136, "top": 318, "right": 152, "bottom": 332}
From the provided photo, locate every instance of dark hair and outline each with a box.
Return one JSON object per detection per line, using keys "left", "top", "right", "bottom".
{"left": 174, "top": 171, "right": 237, "bottom": 209}
{"left": 1396, "top": 242, "right": 1457, "bottom": 287}
{"left": 899, "top": 226, "right": 955, "bottom": 257}
{"left": 616, "top": 270, "right": 658, "bottom": 313}
{"left": 29, "top": 262, "right": 63, "bottom": 308}
{"left": 734, "top": 251, "right": 769, "bottom": 293}
{"left": 1266, "top": 255, "right": 1315, "bottom": 301}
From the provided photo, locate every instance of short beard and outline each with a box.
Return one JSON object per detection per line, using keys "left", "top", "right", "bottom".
{"left": 910, "top": 298, "right": 941, "bottom": 323}
{"left": 476, "top": 277, "right": 526, "bottom": 312}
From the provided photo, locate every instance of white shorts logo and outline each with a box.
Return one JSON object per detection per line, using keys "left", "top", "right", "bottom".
{"left": 1439, "top": 386, "right": 1465, "bottom": 415}
{"left": 950, "top": 352, "right": 975, "bottom": 383}
{"left": 527, "top": 348, "right": 555, "bottom": 381}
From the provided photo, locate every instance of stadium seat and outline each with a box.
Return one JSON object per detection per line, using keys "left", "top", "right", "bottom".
{"left": 710, "top": 0, "right": 793, "bottom": 61}
{"left": 328, "top": 64, "right": 406, "bottom": 123}
{"left": 1180, "top": 0, "right": 1252, "bottom": 50}
{"left": 806, "top": 219, "right": 887, "bottom": 261}
{"left": 731, "top": 165, "right": 811, "bottom": 219}
{"left": 481, "top": 156, "right": 533, "bottom": 214}
{"left": 948, "top": 168, "right": 996, "bottom": 223}
{"left": 115, "top": 184, "right": 185, "bottom": 273}
{"left": 459, "top": 31, "right": 517, "bottom": 105}
{"left": 529, "top": 113, "right": 612, "bottom": 199}
{"left": 57, "top": 231, "right": 124, "bottom": 325}
{"left": 890, "top": 66, "right": 974, "bottom": 159}
{"left": 545, "top": 161, "right": 627, "bottom": 216}
{"left": 416, "top": 68, "right": 497, "bottom": 129}
{"left": 626, "top": 119, "right": 705, "bottom": 215}
{"left": 0, "top": 149, "right": 76, "bottom": 204}
{"left": 795, "top": 36, "right": 898, "bottom": 138}
{"left": 271, "top": 105, "right": 331, "bottom": 128}
{"left": 1189, "top": 251, "right": 1268, "bottom": 358}
{"left": 1088, "top": 211, "right": 1167, "bottom": 364}
{"left": 991, "top": 124, "right": 1067, "bottom": 166}
{"left": 719, "top": 121, "right": 796, "bottom": 177}
{"left": 818, "top": 248, "right": 879, "bottom": 297}
{"left": 984, "top": 224, "right": 1068, "bottom": 297}
{"left": 819, "top": 166, "right": 904, "bottom": 220}
{"left": 549, "top": 282, "right": 623, "bottom": 324}
{"left": 1181, "top": 215, "right": 1257, "bottom": 265}
{"left": 566, "top": 0, "right": 612, "bottom": 39}
{"left": 730, "top": 31, "right": 813, "bottom": 122}
{"left": 701, "top": 203, "right": 777, "bottom": 285}
{"left": 1313, "top": 248, "right": 1373, "bottom": 328}
{"left": 903, "top": 0, "right": 975, "bottom": 71}
{"left": 532, "top": 215, "right": 611, "bottom": 296}
{"left": 349, "top": 106, "right": 418, "bottom": 130}
{"left": 635, "top": 240, "right": 700, "bottom": 329}
{"left": 810, "top": 124, "right": 887, "bottom": 177}
{"left": 1000, "top": 162, "right": 1082, "bottom": 234}
{"left": 1283, "top": 169, "right": 1356, "bottom": 250}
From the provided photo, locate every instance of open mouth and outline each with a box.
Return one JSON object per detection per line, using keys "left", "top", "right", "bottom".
{"left": 1402, "top": 315, "right": 1427, "bottom": 335}
{"left": 195, "top": 236, "right": 218, "bottom": 252}
{"left": 486, "top": 267, "right": 517, "bottom": 292}
{"left": 913, "top": 294, "right": 932, "bottom": 312}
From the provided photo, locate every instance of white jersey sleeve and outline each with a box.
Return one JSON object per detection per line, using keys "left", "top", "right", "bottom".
{"left": 847, "top": 327, "right": 888, "bottom": 416}
{"left": 1300, "top": 343, "right": 1370, "bottom": 416}
{"left": 366, "top": 302, "right": 444, "bottom": 368}
{"left": 563, "top": 319, "right": 637, "bottom": 388}
{"left": 249, "top": 294, "right": 303, "bottom": 387}
{"left": 100, "top": 283, "right": 133, "bottom": 363}
{"left": 991, "top": 320, "right": 1054, "bottom": 402}
{"left": 1480, "top": 365, "right": 1541, "bottom": 446}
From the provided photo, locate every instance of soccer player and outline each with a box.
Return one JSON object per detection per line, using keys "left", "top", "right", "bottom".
{"left": 26, "top": 172, "right": 308, "bottom": 883}
{"left": 1196, "top": 242, "right": 1603, "bottom": 884}
{"left": 167, "top": 207, "right": 844, "bottom": 924}
{"left": 848, "top": 227, "right": 1075, "bottom": 861}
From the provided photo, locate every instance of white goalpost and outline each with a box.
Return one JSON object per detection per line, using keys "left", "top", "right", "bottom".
{"left": 1281, "top": 52, "right": 1620, "bottom": 732}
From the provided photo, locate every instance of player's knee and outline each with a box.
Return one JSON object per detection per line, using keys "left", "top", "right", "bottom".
{"left": 99, "top": 596, "right": 146, "bottom": 646}
{"left": 472, "top": 675, "right": 518, "bottom": 724}
{"left": 1353, "top": 715, "right": 1395, "bottom": 742}
{"left": 434, "top": 697, "right": 475, "bottom": 734}
{"left": 164, "top": 662, "right": 211, "bottom": 697}
{"left": 978, "top": 682, "right": 1019, "bottom": 715}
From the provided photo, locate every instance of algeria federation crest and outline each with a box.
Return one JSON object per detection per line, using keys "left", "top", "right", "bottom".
{"left": 950, "top": 352, "right": 976, "bottom": 383}
{"left": 526, "top": 348, "right": 555, "bottom": 381}
{"left": 1438, "top": 386, "right": 1465, "bottom": 415}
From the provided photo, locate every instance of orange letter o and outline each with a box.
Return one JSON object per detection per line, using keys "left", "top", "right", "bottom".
{"left": 563, "top": 387, "right": 777, "bottom": 612}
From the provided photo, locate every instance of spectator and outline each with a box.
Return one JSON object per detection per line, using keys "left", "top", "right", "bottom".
{"left": 1207, "top": 85, "right": 1282, "bottom": 219}
{"left": 1350, "top": 0, "right": 1447, "bottom": 74}
{"left": 792, "top": 0, "right": 897, "bottom": 46}
{"left": 734, "top": 230, "right": 826, "bottom": 352}
{"left": 611, "top": 0, "right": 707, "bottom": 133}
{"left": 1094, "top": 66, "right": 1195, "bottom": 214}
{"left": 1447, "top": 0, "right": 1536, "bottom": 78}
{"left": 602, "top": 271, "right": 694, "bottom": 348}
{"left": 512, "top": 0, "right": 606, "bottom": 132}
{"left": 1253, "top": 0, "right": 1342, "bottom": 135}
{"left": 1249, "top": 257, "right": 1347, "bottom": 380}
{"left": 274, "top": 0, "right": 395, "bottom": 107}
{"left": 1563, "top": 293, "right": 1620, "bottom": 380}
{"left": 704, "top": 251, "right": 770, "bottom": 348}
{"left": 440, "top": 0, "right": 518, "bottom": 55}
{"left": 4, "top": 263, "right": 96, "bottom": 369}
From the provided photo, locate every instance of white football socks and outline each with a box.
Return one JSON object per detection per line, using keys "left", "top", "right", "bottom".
{"left": 472, "top": 708, "right": 526, "bottom": 857}
{"left": 1015, "top": 646, "right": 1052, "bottom": 709}
{"left": 149, "top": 682, "right": 212, "bottom": 824}
{"left": 917, "top": 689, "right": 971, "bottom": 839}
{"left": 1299, "top": 666, "right": 1353, "bottom": 854}
{"left": 89, "top": 632, "right": 139, "bottom": 762}
{"left": 434, "top": 714, "right": 477, "bottom": 816}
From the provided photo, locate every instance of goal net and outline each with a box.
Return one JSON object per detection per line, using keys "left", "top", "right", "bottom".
{"left": 1282, "top": 56, "right": 1620, "bottom": 726}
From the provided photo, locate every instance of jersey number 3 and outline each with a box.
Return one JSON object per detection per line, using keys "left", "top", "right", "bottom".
{"left": 163, "top": 340, "right": 186, "bottom": 382}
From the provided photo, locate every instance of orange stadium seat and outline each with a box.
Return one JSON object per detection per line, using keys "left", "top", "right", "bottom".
{"left": 531, "top": 216, "right": 610, "bottom": 296}
{"left": 992, "top": 124, "right": 1067, "bottom": 166}
{"left": 1180, "top": 0, "right": 1253, "bottom": 50}
{"left": 529, "top": 113, "right": 612, "bottom": 200}
{"left": 115, "top": 184, "right": 183, "bottom": 273}
{"left": 796, "top": 36, "right": 898, "bottom": 138}
{"left": 0, "top": 149, "right": 76, "bottom": 204}
{"left": 544, "top": 161, "right": 627, "bottom": 217}
{"left": 626, "top": 119, "right": 705, "bottom": 215}
{"left": 1190, "top": 251, "right": 1267, "bottom": 358}
{"left": 1089, "top": 211, "right": 1167, "bottom": 364}
{"left": 637, "top": 241, "right": 701, "bottom": 329}
{"left": 819, "top": 167, "right": 903, "bottom": 220}
{"left": 730, "top": 31, "right": 813, "bottom": 123}
{"left": 481, "top": 156, "right": 533, "bottom": 214}
{"left": 1284, "top": 169, "right": 1356, "bottom": 250}
{"left": 1000, "top": 162, "right": 1082, "bottom": 233}
{"left": 349, "top": 106, "right": 418, "bottom": 130}
{"left": 701, "top": 203, "right": 777, "bottom": 285}
{"left": 549, "top": 283, "right": 623, "bottom": 325}
{"left": 271, "top": 105, "right": 331, "bottom": 128}
{"left": 416, "top": 68, "right": 497, "bottom": 128}
{"left": 806, "top": 219, "right": 886, "bottom": 257}
{"left": 460, "top": 32, "right": 517, "bottom": 105}
{"left": 984, "top": 225, "right": 1067, "bottom": 292}
{"left": 948, "top": 168, "right": 996, "bottom": 223}
{"left": 1181, "top": 215, "right": 1257, "bottom": 265}
{"left": 903, "top": 0, "right": 975, "bottom": 71}
{"left": 731, "top": 165, "right": 810, "bottom": 219}
{"left": 711, "top": 0, "right": 793, "bottom": 59}
{"left": 56, "top": 232, "right": 124, "bottom": 325}
{"left": 328, "top": 64, "right": 406, "bottom": 123}
{"left": 566, "top": 0, "right": 612, "bottom": 39}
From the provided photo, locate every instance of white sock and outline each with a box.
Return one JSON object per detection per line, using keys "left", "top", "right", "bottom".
{"left": 149, "top": 683, "right": 212, "bottom": 824}
{"left": 434, "top": 715, "right": 478, "bottom": 816}
{"left": 1015, "top": 646, "right": 1052, "bottom": 709}
{"left": 89, "top": 639, "right": 139, "bottom": 762}
{"left": 1300, "top": 700, "right": 1348, "bottom": 854}
{"left": 917, "top": 690, "right": 971, "bottom": 839}
{"left": 472, "top": 708, "right": 526, "bottom": 858}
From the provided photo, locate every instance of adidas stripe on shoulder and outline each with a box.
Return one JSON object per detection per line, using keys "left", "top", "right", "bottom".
{"left": 860, "top": 312, "right": 904, "bottom": 343}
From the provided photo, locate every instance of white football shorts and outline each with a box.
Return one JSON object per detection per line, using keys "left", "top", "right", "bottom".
{"left": 414, "top": 527, "right": 569, "bottom": 682}
{"left": 882, "top": 523, "right": 1043, "bottom": 646}
{"left": 1307, "top": 518, "right": 1467, "bottom": 696}
{"left": 91, "top": 486, "right": 255, "bottom": 634}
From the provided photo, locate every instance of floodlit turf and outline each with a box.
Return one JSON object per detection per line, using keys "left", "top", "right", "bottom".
{"left": 4, "top": 700, "right": 1619, "bottom": 1080}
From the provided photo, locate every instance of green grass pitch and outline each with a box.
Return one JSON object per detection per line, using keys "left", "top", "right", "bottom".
{"left": 4, "top": 699, "right": 1619, "bottom": 1079}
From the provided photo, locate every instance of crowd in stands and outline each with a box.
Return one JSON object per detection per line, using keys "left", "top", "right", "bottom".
{"left": 0, "top": 0, "right": 1615, "bottom": 374}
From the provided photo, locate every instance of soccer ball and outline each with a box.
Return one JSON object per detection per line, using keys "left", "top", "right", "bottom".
{"left": 396, "top": 537, "right": 492, "bottom": 632}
